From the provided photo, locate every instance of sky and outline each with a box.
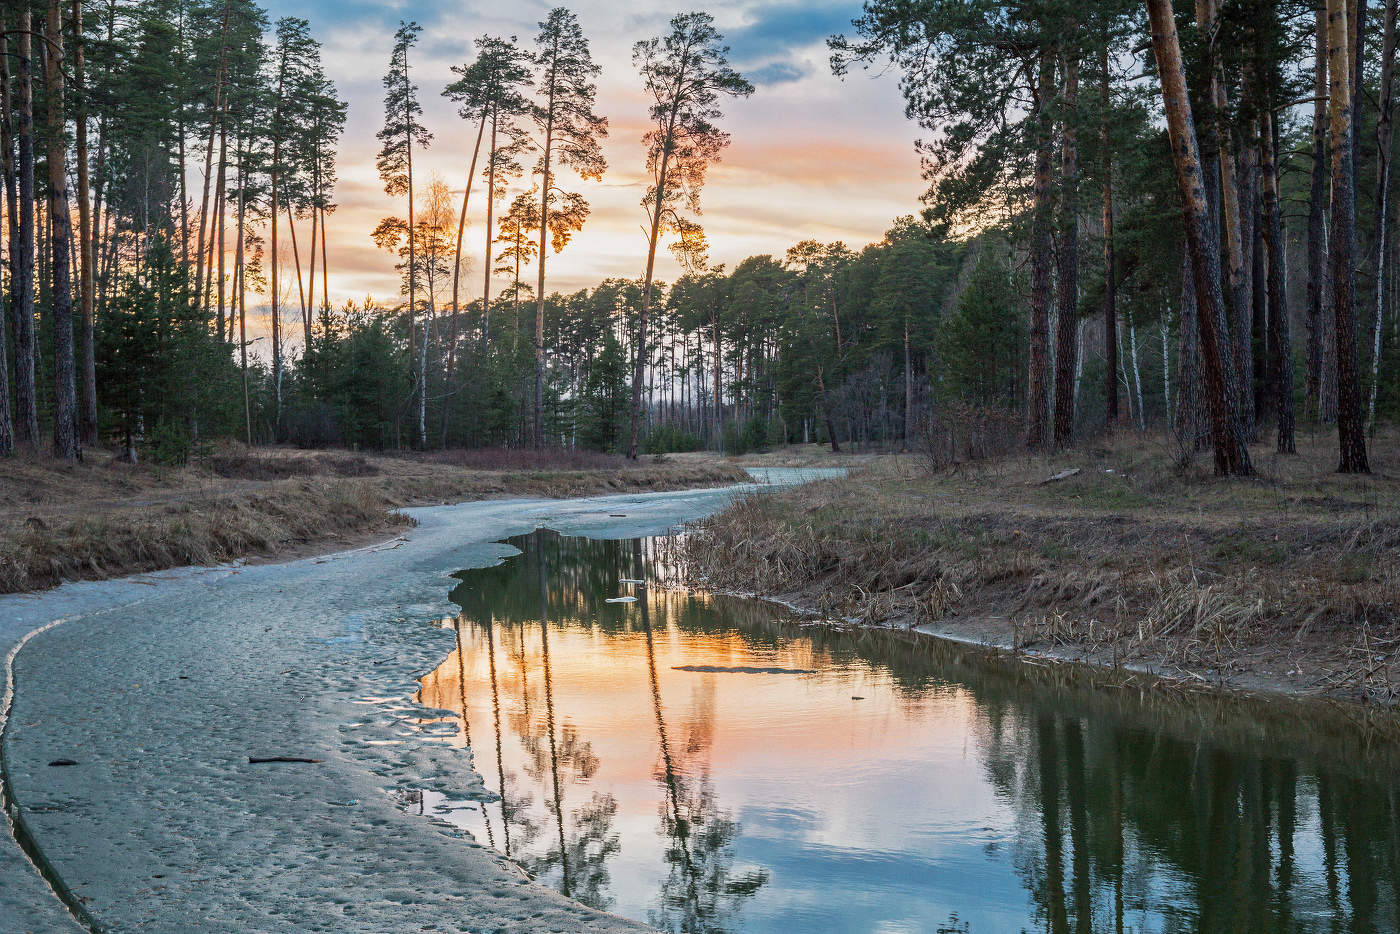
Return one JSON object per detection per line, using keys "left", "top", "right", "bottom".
{"left": 256, "top": 0, "right": 924, "bottom": 308}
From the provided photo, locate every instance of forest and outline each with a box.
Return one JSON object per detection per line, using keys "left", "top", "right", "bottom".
{"left": 0, "top": 0, "right": 1394, "bottom": 475}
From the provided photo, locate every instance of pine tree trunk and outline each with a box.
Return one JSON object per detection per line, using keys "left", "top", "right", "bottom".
{"left": 1307, "top": 7, "right": 1330, "bottom": 420}
{"left": 70, "top": 0, "right": 97, "bottom": 448}
{"left": 1101, "top": 42, "right": 1118, "bottom": 429}
{"left": 1327, "top": 0, "right": 1370, "bottom": 472}
{"left": 1261, "top": 110, "right": 1296, "bottom": 453}
{"left": 402, "top": 53, "right": 420, "bottom": 449}
{"left": 236, "top": 151, "right": 250, "bottom": 444}
{"left": 194, "top": 0, "right": 229, "bottom": 320}
{"left": 903, "top": 316, "right": 913, "bottom": 448}
{"left": 47, "top": 0, "right": 79, "bottom": 460}
{"left": 482, "top": 108, "right": 497, "bottom": 350}
{"left": 444, "top": 110, "right": 487, "bottom": 447}
{"left": 1146, "top": 0, "right": 1252, "bottom": 475}
{"left": 1176, "top": 252, "right": 1198, "bottom": 445}
{"left": 534, "top": 106, "right": 555, "bottom": 449}
{"left": 12, "top": 14, "right": 37, "bottom": 449}
{"left": 270, "top": 86, "right": 282, "bottom": 435}
{"left": 1052, "top": 48, "right": 1080, "bottom": 450}
{"left": 1027, "top": 48, "right": 1055, "bottom": 449}
{"left": 711, "top": 313, "right": 722, "bottom": 450}
{"left": 214, "top": 116, "right": 227, "bottom": 342}
{"left": 1368, "top": 0, "right": 1397, "bottom": 429}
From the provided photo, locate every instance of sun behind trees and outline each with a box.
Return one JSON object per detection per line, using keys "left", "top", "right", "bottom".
{"left": 0, "top": 1, "right": 1395, "bottom": 468}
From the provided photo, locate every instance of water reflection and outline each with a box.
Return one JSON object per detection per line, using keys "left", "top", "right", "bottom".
{"left": 415, "top": 529, "right": 1400, "bottom": 933}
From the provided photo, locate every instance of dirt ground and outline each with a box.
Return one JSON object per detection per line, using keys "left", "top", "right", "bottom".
{"left": 683, "top": 429, "right": 1400, "bottom": 707}
{"left": 0, "top": 444, "right": 748, "bottom": 594}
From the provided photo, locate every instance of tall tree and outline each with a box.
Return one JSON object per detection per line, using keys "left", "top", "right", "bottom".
{"left": 1144, "top": 0, "right": 1251, "bottom": 476}
{"left": 494, "top": 187, "right": 541, "bottom": 344}
{"left": 530, "top": 7, "right": 607, "bottom": 447}
{"left": 1305, "top": 6, "right": 1329, "bottom": 419}
{"left": 11, "top": 11, "right": 38, "bottom": 449}
{"left": 47, "top": 0, "right": 80, "bottom": 459}
{"left": 445, "top": 35, "right": 535, "bottom": 350}
{"left": 376, "top": 20, "right": 431, "bottom": 447}
{"left": 268, "top": 17, "right": 316, "bottom": 432}
{"left": 1368, "top": 0, "right": 1397, "bottom": 429}
{"left": 1052, "top": 40, "right": 1080, "bottom": 450}
{"left": 1325, "top": 0, "right": 1369, "bottom": 472}
{"left": 625, "top": 12, "right": 752, "bottom": 459}
{"left": 72, "top": 0, "right": 97, "bottom": 448}
{"left": 1260, "top": 107, "right": 1294, "bottom": 454}
{"left": 1100, "top": 39, "right": 1118, "bottom": 429}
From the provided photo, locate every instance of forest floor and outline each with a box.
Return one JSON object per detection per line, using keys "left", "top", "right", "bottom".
{"left": 0, "top": 444, "right": 748, "bottom": 594}
{"left": 684, "top": 429, "right": 1400, "bottom": 707}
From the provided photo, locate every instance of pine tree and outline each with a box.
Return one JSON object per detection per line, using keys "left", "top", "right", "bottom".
{"left": 625, "top": 12, "right": 751, "bottom": 458}
{"left": 1145, "top": 0, "right": 1251, "bottom": 476}
{"left": 530, "top": 7, "right": 607, "bottom": 447}
{"left": 1325, "top": 0, "right": 1370, "bottom": 472}
{"left": 376, "top": 20, "right": 431, "bottom": 447}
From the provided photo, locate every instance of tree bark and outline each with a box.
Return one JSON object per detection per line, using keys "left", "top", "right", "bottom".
{"left": 47, "top": 0, "right": 79, "bottom": 460}
{"left": 482, "top": 107, "right": 497, "bottom": 350}
{"left": 1326, "top": 0, "right": 1370, "bottom": 472}
{"left": 1260, "top": 110, "right": 1295, "bottom": 453}
{"left": 194, "top": 0, "right": 230, "bottom": 320}
{"left": 534, "top": 67, "right": 557, "bottom": 450}
{"left": 1101, "top": 42, "right": 1118, "bottom": 428}
{"left": 1052, "top": 46, "right": 1080, "bottom": 450}
{"left": 444, "top": 109, "right": 487, "bottom": 447}
{"left": 1307, "top": 6, "right": 1330, "bottom": 420}
{"left": 1198, "top": 0, "right": 1254, "bottom": 439}
{"left": 1368, "top": 0, "right": 1396, "bottom": 429}
{"left": 72, "top": 0, "right": 96, "bottom": 448}
{"left": 1146, "top": 0, "right": 1252, "bottom": 475}
{"left": 1027, "top": 47, "right": 1055, "bottom": 449}
{"left": 12, "top": 13, "right": 38, "bottom": 449}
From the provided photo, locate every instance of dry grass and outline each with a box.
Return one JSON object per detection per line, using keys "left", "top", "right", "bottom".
{"left": 684, "top": 428, "right": 1400, "bottom": 704}
{"left": 0, "top": 444, "right": 748, "bottom": 594}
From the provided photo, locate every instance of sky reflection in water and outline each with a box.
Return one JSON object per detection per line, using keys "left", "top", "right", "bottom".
{"left": 414, "top": 529, "right": 1400, "bottom": 934}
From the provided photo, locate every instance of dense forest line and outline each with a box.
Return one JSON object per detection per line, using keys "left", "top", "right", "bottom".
{"left": 0, "top": 0, "right": 1395, "bottom": 472}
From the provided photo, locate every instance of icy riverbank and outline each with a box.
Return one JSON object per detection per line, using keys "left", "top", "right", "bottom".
{"left": 0, "top": 471, "right": 838, "bottom": 933}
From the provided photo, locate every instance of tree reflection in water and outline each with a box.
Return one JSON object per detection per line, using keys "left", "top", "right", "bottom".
{"left": 634, "top": 538, "right": 768, "bottom": 933}
{"left": 416, "top": 528, "right": 1400, "bottom": 934}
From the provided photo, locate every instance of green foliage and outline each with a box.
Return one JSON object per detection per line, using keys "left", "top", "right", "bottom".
{"left": 937, "top": 249, "right": 1026, "bottom": 409}
{"left": 644, "top": 422, "right": 703, "bottom": 454}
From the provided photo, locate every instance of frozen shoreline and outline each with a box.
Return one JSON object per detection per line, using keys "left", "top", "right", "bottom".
{"left": 0, "top": 472, "right": 837, "bottom": 933}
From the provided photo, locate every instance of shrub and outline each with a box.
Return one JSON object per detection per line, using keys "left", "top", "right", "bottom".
{"left": 917, "top": 401, "right": 1022, "bottom": 469}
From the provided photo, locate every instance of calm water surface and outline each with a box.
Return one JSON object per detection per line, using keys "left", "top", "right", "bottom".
{"left": 413, "top": 529, "right": 1400, "bottom": 934}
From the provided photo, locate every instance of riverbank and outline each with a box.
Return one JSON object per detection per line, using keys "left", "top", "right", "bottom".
{"left": 683, "top": 430, "right": 1400, "bottom": 705}
{"left": 0, "top": 445, "right": 748, "bottom": 594}
{"left": 4, "top": 478, "right": 837, "bottom": 933}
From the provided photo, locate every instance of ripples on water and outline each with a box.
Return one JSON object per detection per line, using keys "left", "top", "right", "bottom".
{"left": 412, "top": 529, "right": 1400, "bottom": 933}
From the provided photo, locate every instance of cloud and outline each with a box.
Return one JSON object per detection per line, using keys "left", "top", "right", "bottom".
{"left": 748, "top": 60, "right": 806, "bottom": 86}
{"left": 252, "top": 0, "right": 917, "bottom": 307}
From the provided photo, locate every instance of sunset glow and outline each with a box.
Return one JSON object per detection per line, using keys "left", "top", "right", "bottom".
{"left": 258, "top": 0, "right": 922, "bottom": 307}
